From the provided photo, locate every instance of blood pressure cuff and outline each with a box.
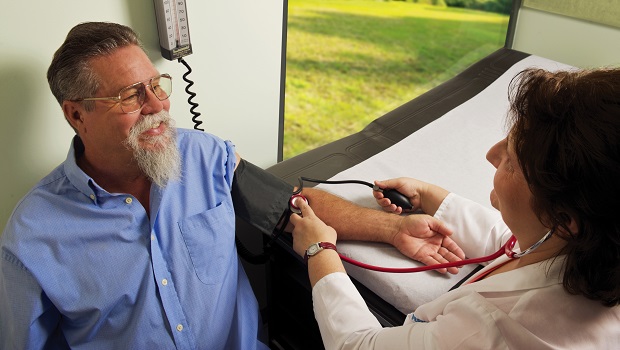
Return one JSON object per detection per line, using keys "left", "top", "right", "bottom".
{"left": 232, "top": 158, "right": 293, "bottom": 236}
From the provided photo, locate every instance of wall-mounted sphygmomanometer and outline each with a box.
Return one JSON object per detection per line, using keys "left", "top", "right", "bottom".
{"left": 152, "top": 0, "right": 203, "bottom": 130}
{"left": 153, "top": 0, "right": 192, "bottom": 60}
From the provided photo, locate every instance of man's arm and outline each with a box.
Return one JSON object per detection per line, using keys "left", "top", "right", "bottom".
{"left": 0, "top": 253, "right": 60, "bottom": 348}
{"left": 301, "top": 187, "right": 401, "bottom": 243}
{"left": 300, "top": 187, "right": 465, "bottom": 274}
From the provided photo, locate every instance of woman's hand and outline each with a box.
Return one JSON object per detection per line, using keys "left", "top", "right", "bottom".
{"left": 289, "top": 199, "right": 338, "bottom": 258}
{"left": 289, "top": 199, "right": 347, "bottom": 287}
{"left": 392, "top": 214, "right": 465, "bottom": 274}
{"left": 374, "top": 177, "right": 449, "bottom": 216}
{"left": 373, "top": 177, "right": 424, "bottom": 214}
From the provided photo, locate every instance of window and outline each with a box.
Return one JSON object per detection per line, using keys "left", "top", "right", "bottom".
{"left": 283, "top": 0, "right": 512, "bottom": 159}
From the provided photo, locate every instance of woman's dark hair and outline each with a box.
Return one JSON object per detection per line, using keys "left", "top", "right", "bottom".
{"left": 508, "top": 67, "right": 620, "bottom": 307}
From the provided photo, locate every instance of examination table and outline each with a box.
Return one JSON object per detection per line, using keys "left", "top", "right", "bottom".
{"left": 236, "top": 48, "right": 573, "bottom": 349}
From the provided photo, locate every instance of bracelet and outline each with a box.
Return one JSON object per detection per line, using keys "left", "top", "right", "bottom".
{"left": 304, "top": 242, "right": 337, "bottom": 263}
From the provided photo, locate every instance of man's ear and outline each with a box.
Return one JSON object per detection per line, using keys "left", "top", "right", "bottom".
{"left": 62, "top": 101, "right": 84, "bottom": 132}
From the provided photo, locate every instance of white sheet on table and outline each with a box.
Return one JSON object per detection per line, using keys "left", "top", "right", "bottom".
{"left": 315, "top": 55, "right": 574, "bottom": 315}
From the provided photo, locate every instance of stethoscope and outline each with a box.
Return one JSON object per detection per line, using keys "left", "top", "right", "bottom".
{"left": 289, "top": 177, "right": 555, "bottom": 273}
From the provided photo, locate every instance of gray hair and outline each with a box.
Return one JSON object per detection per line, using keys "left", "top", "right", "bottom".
{"left": 47, "top": 22, "right": 143, "bottom": 112}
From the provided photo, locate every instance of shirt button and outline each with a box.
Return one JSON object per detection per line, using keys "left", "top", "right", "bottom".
{"left": 176, "top": 324, "right": 183, "bottom": 332}
{"left": 125, "top": 197, "right": 133, "bottom": 204}
{"left": 162, "top": 279, "right": 168, "bottom": 286}
{"left": 89, "top": 194, "right": 95, "bottom": 200}
{"left": 151, "top": 234, "right": 155, "bottom": 241}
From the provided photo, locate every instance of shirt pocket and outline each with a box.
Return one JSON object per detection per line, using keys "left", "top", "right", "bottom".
{"left": 178, "top": 201, "right": 236, "bottom": 285}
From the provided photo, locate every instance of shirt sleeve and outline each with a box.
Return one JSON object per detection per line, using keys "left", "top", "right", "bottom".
{"left": 434, "top": 193, "right": 512, "bottom": 259}
{"left": 312, "top": 272, "right": 508, "bottom": 350}
{"left": 312, "top": 272, "right": 436, "bottom": 350}
{"left": 311, "top": 272, "right": 383, "bottom": 349}
{"left": 0, "top": 250, "right": 61, "bottom": 349}
{"left": 224, "top": 140, "right": 237, "bottom": 189}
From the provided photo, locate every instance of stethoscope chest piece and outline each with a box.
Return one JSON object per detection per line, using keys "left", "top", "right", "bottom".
{"left": 289, "top": 194, "right": 308, "bottom": 214}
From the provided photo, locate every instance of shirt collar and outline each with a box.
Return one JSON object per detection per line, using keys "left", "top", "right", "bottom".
{"left": 63, "top": 136, "right": 105, "bottom": 204}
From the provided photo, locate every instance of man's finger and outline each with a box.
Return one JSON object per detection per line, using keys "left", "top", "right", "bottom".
{"left": 427, "top": 217, "right": 453, "bottom": 237}
{"left": 441, "top": 237, "right": 466, "bottom": 260}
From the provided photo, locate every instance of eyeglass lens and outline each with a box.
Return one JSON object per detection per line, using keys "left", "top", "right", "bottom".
{"left": 119, "top": 75, "right": 172, "bottom": 113}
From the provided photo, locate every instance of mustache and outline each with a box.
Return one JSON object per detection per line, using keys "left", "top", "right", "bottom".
{"left": 130, "top": 110, "right": 175, "bottom": 135}
{"left": 123, "top": 110, "right": 176, "bottom": 152}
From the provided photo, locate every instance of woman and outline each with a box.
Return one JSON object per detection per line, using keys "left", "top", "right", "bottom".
{"left": 290, "top": 68, "right": 620, "bottom": 349}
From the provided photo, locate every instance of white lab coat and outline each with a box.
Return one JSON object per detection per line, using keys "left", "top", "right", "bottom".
{"left": 312, "top": 194, "right": 620, "bottom": 349}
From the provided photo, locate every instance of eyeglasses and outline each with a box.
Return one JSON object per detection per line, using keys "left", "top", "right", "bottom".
{"left": 75, "top": 74, "right": 172, "bottom": 114}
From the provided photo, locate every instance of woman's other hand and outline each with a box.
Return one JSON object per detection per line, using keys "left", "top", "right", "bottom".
{"left": 374, "top": 177, "right": 449, "bottom": 216}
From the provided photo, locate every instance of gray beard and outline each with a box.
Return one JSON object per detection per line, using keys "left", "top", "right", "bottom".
{"left": 123, "top": 110, "right": 182, "bottom": 187}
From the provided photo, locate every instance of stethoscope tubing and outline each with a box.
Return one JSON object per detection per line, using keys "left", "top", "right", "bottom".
{"left": 337, "top": 236, "right": 517, "bottom": 273}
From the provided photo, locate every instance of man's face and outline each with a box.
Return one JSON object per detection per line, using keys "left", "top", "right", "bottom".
{"left": 69, "top": 45, "right": 180, "bottom": 186}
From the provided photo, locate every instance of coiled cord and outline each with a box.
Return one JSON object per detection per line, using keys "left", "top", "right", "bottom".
{"left": 178, "top": 57, "right": 204, "bottom": 131}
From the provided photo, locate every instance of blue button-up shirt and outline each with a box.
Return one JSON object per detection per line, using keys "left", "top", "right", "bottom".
{"left": 0, "top": 129, "right": 269, "bottom": 349}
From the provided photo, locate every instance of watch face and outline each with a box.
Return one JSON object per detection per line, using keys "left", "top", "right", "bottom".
{"left": 307, "top": 243, "right": 321, "bottom": 255}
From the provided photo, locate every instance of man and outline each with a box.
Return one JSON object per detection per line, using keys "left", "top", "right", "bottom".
{"left": 0, "top": 22, "right": 464, "bottom": 349}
